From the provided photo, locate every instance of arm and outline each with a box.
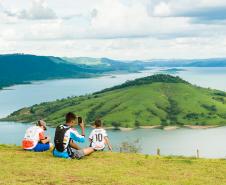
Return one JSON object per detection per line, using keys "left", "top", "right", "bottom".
{"left": 40, "top": 138, "right": 50, "bottom": 144}
{"left": 88, "top": 131, "right": 93, "bottom": 145}
{"left": 39, "top": 132, "right": 50, "bottom": 144}
{"left": 69, "top": 140, "right": 81, "bottom": 150}
{"left": 70, "top": 129, "right": 85, "bottom": 143}
{"left": 79, "top": 120, "right": 85, "bottom": 136}
{"left": 104, "top": 136, "right": 112, "bottom": 151}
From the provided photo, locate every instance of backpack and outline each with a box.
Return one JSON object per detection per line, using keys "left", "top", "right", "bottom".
{"left": 54, "top": 125, "right": 70, "bottom": 152}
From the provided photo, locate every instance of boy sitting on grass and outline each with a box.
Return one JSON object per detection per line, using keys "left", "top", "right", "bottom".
{"left": 22, "top": 120, "right": 53, "bottom": 152}
{"left": 89, "top": 119, "right": 112, "bottom": 151}
{"left": 53, "top": 112, "right": 94, "bottom": 159}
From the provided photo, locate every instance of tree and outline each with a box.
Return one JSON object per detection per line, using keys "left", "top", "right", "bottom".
{"left": 135, "top": 120, "right": 140, "bottom": 128}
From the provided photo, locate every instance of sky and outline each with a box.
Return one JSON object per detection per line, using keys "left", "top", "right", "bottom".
{"left": 0, "top": 0, "right": 226, "bottom": 60}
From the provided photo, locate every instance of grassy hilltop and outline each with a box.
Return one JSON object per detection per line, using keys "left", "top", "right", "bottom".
{"left": 4, "top": 74, "right": 226, "bottom": 127}
{"left": 0, "top": 145, "right": 226, "bottom": 185}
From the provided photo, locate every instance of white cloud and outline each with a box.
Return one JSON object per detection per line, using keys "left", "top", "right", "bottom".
{"left": 0, "top": 0, "right": 226, "bottom": 59}
{"left": 1, "top": 36, "right": 225, "bottom": 60}
{"left": 153, "top": 2, "right": 171, "bottom": 17}
{"left": 89, "top": 0, "right": 192, "bottom": 39}
{"left": 149, "top": 0, "right": 226, "bottom": 22}
{"left": 2, "top": 0, "right": 57, "bottom": 20}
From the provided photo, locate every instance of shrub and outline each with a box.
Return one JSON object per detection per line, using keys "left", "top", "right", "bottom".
{"left": 161, "top": 119, "right": 168, "bottom": 126}
{"left": 201, "top": 104, "right": 217, "bottom": 112}
{"left": 185, "top": 113, "right": 200, "bottom": 120}
{"left": 112, "top": 121, "right": 121, "bottom": 129}
{"left": 119, "top": 139, "right": 141, "bottom": 153}
{"left": 212, "top": 97, "right": 225, "bottom": 103}
{"left": 214, "top": 92, "right": 226, "bottom": 97}
{"left": 165, "top": 98, "right": 181, "bottom": 124}
{"left": 135, "top": 120, "right": 140, "bottom": 127}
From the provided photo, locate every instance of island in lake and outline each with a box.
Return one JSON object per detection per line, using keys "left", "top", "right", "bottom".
{"left": 159, "top": 68, "right": 187, "bottom": 74}
{"left": 3, "top": 74, "right": 226, "bottom": 128}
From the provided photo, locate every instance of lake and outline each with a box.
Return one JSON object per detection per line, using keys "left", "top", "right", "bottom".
{"left": 176, "top": 67, "right": 226, "bottom": 91}
{"left": 0, "top": 67, "right": 226, "bottom": 158}
{"left": 1, "top": 67, "right": 225, "bottom": 119}
{"left": 0, "top": 69, "right": 159, "bottom": 118}
{"left": 1, "top": 121, "right": 226, "bottom": 158}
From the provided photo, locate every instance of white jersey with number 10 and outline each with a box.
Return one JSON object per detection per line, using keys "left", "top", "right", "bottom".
{"left": 89, "top": 128, "right": 107, "bottom": 150}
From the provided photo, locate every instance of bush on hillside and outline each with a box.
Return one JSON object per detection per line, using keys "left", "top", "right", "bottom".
{"left": 119, "top": 139, "right": 141, "bottom": 153}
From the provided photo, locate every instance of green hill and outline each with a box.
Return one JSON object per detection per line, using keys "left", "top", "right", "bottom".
{"left": 3, "top": 74, "right": 226, "bottom": 127}
{"left": 1, "top": 145, "right": 226, "bottom": 185}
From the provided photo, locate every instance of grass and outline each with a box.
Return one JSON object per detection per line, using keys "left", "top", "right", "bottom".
{"left": 3, "top": 74, "right": 226, "bottom": 127}
{"left": 0, "top": 145, "right": 226, "bottom": 185}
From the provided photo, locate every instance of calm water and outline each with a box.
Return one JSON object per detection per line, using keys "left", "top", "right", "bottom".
{"left": 1, "top": 67, "right": 226, "bottom": 158}
{"left": 0, "top": 67, "right": 225, "bottom": 118}
{"left": 0, "top": 69, "right": 158, "bottom": 118}
{"left": 1, "top": 121, "right": 226, "bottom": 158}
{"left": 176, "top": 67, "right": 226, "bottom": 91}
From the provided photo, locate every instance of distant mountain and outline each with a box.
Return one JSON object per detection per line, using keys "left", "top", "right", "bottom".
{"left": 146, "top": 58, "right": 226, "bottom": 67}
{"left": 1, "top": 54, "right": 226, "bottom": 90}
{"left": 65, "top": 57, "right": 226, "bottom": 68}
{"left": 0, "top": 54, "right": 144, "bottom": 89}
{"left": 185, "top": 59, "right": 226, "bottom": 67}
{"left": 63, "top": 57, "right": 145, "bottom": 72}
{"left": 62, "top": 57, "right": 103, "bottom": 66}
{"left": 0, "top": 54, "right": 104, "bottom": 89}
{"left": 4, "top": 74, "right": 226, "bottom": 128}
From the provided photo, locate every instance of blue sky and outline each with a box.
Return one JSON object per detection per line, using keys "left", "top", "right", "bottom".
{"left": 0, "top": 0, "right": 226, "bottom": 60}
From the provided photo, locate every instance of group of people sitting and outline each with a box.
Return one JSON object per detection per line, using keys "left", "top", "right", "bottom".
{"left": 22, "top": 112, "right": 112, "bottom": 159}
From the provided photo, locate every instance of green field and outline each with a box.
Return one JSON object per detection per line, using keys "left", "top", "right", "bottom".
{"left": 0, "top": 145, "right": 226, "bottom": 185}
{"left": 4, "top": 74, "right": 226, "bottom": 127}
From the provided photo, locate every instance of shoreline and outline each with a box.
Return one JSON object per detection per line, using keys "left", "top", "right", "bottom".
{"left": 0, "top": 69, "right": 146, "bottom": 92}
{"left": 0, "top": 121, "right": 222, "bottom": 130}
{"left": 183, "top": 125, "right": 219, "bottom": 129}
{"left": 102, "top": 124, "right": 220, "bottom": 131}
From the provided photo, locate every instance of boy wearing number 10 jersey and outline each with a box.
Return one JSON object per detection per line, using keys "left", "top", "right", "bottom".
{"left": 89, "top": 119, "right": 112, "bottom": 151}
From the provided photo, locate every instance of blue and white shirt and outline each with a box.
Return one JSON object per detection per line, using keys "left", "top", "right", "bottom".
{"left": 63, "top": 125, "right": 85, "bottom": 150}
{"left": 53, "top": 125, "right": 85, "bottom": 158}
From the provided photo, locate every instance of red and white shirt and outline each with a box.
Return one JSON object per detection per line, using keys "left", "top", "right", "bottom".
{"left": 22, "top": 126, "right": 45, "bottom": 150}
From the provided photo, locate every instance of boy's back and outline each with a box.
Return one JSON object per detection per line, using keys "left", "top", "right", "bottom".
{"left": 89, "top": 128, "right": 107, "bottom": 150}
{"left": 22, "top": 126, "right": 43, "bottom": 149}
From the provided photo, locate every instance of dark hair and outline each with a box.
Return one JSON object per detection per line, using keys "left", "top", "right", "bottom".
{"left": 37, "top": 120, "right": 41, "bottom": 126}
{"left": 66, "top": 112, "right": 76, "bottom": 123}
{"left": 94, "top": 119, "right": 102, "bottom": 127}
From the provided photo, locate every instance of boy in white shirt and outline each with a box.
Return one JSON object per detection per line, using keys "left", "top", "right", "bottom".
{"left": 89, "top": 119, "right": 112, "bottom": 151}
{"left": 22, "top": 120, "right": 53, "bottom": 152}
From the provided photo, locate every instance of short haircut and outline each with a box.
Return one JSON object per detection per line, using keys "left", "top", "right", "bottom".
{"left": 66, "top": 112, "right": 76, "bottom": 123}
{"left": 94, "top": 119, "right": 102, "bottom": 127}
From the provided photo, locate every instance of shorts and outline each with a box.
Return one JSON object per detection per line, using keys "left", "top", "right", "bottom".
{"left": 94, "top": 148, "right": 105, "bottom": 151}
{"left": 89, "top": 142, "right": 105, "bottom": 151}
{"left": 71, "top": 149, "right": 85, "bottom": 159}
{"left": 33, "top": 143, "right": 50, "bottom": 152}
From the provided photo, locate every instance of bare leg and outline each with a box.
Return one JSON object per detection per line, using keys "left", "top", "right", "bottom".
{"left": 69, "top": 140, "right": 94, "bottom": 156}
{"left": 70, "top": 140, "right": 81, "bottom": 150}
{"left": 83, "top": 147, "right": 94, "bottom": 156}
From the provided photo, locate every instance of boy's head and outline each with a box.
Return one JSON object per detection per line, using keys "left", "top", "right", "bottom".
{"left": 66, "top": 112, "right": 77, "bottom": 126}
{"left": 94, "top": 119, "right": 102, "bottom": 128}
{"left": 37, "top": 120, "right": 47, "bottom": 130}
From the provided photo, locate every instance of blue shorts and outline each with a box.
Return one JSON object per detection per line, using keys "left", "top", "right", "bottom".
{"left": 33, "top": 143, "right": 50, "bottom": 152}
